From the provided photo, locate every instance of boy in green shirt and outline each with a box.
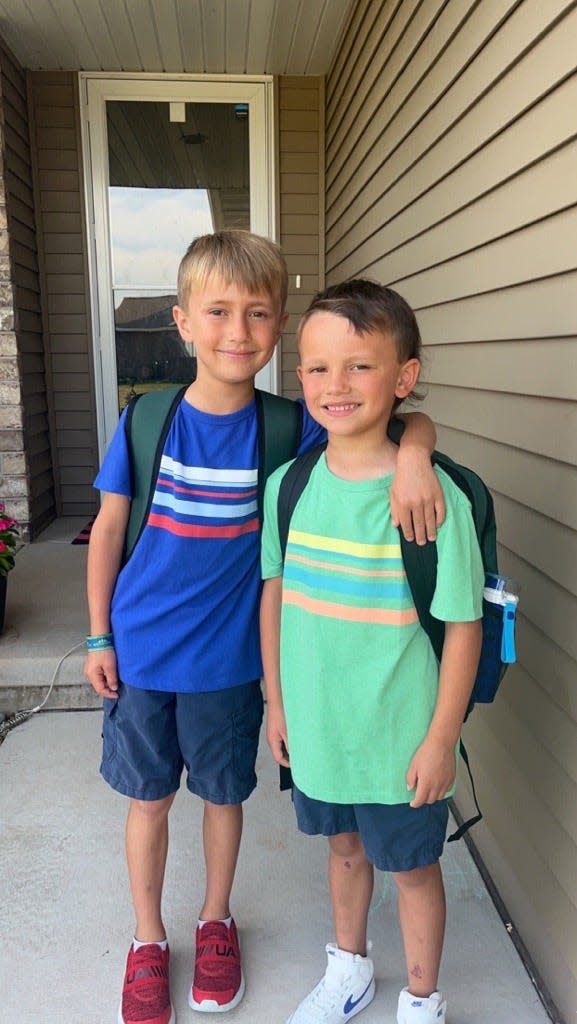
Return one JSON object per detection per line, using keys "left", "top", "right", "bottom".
{"left": 261, "top": 280, "right": 484, "bottom": 1024}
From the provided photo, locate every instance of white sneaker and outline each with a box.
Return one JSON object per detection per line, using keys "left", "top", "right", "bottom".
{"left": 397, "top": 987, "right": 446, "bottom": 1023}
{"left": 287, "top": 943, "right": 375, "bottom": 1024}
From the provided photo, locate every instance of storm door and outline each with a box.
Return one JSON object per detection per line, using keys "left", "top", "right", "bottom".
{"left": 81, "top": 76, "right": 276, "bottom": 456}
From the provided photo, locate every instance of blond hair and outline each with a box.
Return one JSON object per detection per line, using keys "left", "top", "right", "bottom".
{"left": 177, "top": 230, "right": 288, "bottom": 310}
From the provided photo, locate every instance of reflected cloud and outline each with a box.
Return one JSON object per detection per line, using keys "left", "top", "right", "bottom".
{"left": 109, "top": 188, "right": 213, "bottom": 291}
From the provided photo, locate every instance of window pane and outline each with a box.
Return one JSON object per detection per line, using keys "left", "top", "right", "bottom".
{"left": 106, "top": 100, "right": 250, "bottom": 407}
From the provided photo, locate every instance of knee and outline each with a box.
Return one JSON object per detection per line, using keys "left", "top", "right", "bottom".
{"left": 329, "top": 832, "right": 367, "bottom": 863}
{"left": 204, "top": 800, "right": 241, "bottom": 817}
{"left": 392, "top": 862, "right": 440, "bottom": 892}
{"left": 130, "top": 794, "right": 174, "bottom": 820}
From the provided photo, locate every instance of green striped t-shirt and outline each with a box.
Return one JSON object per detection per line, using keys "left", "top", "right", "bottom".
{"left": 261, "top": 454, "right": 484, "bottom": 805}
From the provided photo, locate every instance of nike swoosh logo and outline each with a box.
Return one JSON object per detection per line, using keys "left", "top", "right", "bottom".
{"left": 343, "top": 978, "right": 373, "bottom": 1014}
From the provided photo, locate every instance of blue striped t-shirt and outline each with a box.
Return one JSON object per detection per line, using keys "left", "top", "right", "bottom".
{"left": 95, "top": 394, "right": 323, "bottom": 692}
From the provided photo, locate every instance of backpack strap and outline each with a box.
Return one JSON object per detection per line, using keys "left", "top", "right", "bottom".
{"left": 432, "top": 452, "right": 497, "bottom": 573}
{"left": 254, "top": 389, "right": 303, "bottom": 523}
{"left": 387, "top": 416, "right": 445, "bottom": 661}
{"left": 400, "top": 531, "right": 484, "bottom": 840}
{"left": 277, "top": 443, "right": 327, "bottom": 559}
{"left": 446, "top": 739, "right": 483, "bottom": 841}
{"left": 398, "top": 460, "right": 486, "bottom": 841}
{"left": 123, "top": 385, "right": 187, "bottom": 562}
{"left": 398, "top": 534, "right": 443, "bottom": 663}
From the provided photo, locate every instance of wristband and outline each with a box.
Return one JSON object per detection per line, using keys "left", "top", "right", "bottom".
{"left": 86, "top": 632, "right": 114, "bottom": 652}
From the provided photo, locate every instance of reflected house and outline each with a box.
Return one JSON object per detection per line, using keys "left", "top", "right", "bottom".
{"left": 115, "top": 295, "right": 197, "bottom": 396}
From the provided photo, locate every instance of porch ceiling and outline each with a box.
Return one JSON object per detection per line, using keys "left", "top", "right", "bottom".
{"left": 0, "top": 0, "right": 355, "bottom": 75}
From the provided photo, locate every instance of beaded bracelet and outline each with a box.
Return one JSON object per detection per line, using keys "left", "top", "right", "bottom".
{"left": 86, "top": 632, "right": 114, "bottom": 652}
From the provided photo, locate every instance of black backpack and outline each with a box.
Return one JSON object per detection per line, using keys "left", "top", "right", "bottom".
{"left": 122, "top": 385, "right": 303, "bottom": 563}
{"left": 276, "top": 442, "right": 516, "bottom": 840}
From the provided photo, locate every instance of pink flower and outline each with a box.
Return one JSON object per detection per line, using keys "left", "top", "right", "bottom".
{"left": 0, "top": 541, "right": 7, "bottom": 553}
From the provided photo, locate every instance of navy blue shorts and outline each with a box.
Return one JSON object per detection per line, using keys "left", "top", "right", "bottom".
{"left": 292, "top": 786, "right": 448, "bottom": 872}
{"left": 100, "top": 680, "right": 263, "bottom": 804}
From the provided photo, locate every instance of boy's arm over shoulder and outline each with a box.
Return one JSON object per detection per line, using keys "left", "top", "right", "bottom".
{"left": 388, "top": 412, "right": 446, "bottom": 545}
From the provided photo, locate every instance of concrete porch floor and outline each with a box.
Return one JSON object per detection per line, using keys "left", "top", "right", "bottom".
{"left": 0, "top": 519, "right": 556, "bottom": 1023}
{"left": 0, "top": 517, "right": 94, "bottom": 714}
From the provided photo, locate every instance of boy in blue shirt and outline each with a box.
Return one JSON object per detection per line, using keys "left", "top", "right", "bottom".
{"left": 84, "top": 233, "right": 443, "bottom": 1024}
{"left": 261, "top": 280, "right": 484, "bottom": 1024}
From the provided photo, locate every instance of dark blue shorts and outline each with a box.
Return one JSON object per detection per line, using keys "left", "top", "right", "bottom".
{"left": 292, "top": 786, "right": 448, "bottom": 872}
{"left": 100, "top": 680, "right": 263, "bottom": 804}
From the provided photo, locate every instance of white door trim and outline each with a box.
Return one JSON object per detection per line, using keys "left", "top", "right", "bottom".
{"left": 79, "top": 73, "right": 277, "bottom": 458}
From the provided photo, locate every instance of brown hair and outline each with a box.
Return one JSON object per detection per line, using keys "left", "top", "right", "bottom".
{"left": 177, "top": 230, "right": 288, "bottom": 310}
{"left": 298, "top": 279, "right": 422, "bottom": 364}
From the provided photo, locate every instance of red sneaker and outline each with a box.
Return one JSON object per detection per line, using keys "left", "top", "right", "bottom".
{"left": 189, "top": 918, "right": 245, "bottom": 1012}
{"left": 119, "top": 943, "right": 174, "bottom": 1024}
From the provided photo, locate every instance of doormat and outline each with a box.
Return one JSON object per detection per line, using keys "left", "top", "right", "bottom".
{"left": 71, "top": 517, "right": 95, "bottom": 544}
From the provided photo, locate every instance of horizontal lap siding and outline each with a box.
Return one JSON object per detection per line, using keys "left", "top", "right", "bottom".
{"left": 278, "top": 77, "right": 323, "bottom": 398}
{"left": 325, "top": 1, "right": 577, "bottom": 1018}
{"left": 29, "top": 72, "right": 97, "bottom": 517}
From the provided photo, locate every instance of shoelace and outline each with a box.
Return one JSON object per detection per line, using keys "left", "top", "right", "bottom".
{"left": 309, "top": 973, "right": 353, "bottom": 1014}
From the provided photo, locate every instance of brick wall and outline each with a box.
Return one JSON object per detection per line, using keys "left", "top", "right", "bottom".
{"left": 0, "top": 80, "right": 29, "bottom": 539}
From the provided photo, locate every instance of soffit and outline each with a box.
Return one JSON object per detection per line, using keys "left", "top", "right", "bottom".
{"left": 0, "top": 0, "right": 355, "bottom": 75}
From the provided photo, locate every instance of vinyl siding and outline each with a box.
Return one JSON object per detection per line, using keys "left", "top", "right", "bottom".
{"left": 325, "top": 1, "right": 577, "bottom": 1019}
{"left": 28, "top": 71, "right": 98, "bottom": 517}
{"left": 0, "top": 41, "right": 54, "bottom": 537}
{"left": 278, "top": 76, "right": 324, "bottom": 398}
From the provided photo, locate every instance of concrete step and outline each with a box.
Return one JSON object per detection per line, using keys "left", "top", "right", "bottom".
{"left": 0, "top": 518, "right": 98, "bottom": 713}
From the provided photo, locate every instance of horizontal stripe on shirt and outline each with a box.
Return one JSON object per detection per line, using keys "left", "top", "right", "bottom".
{"left": 288, "top": 529, "right": 401, "bottom": 560}
{"left": 284, "top": 563, "right": 412, "bottom": 602}
{"left": 284, "top": 589, "right": 419, "bottom": 624}
{"left": 148, "top": 512, "right": 259, "bottom": 538}
{"left": 158, "top": 479, "right": 258, "bottom": 500}
{"left": 287, "top": 552, "right": 404, "bottom": 578}
{"left": 152, "top": 489, "right": 257, "bottom": 520}
{"left": 160, "top": 455, "right": 257, "bottom": 486}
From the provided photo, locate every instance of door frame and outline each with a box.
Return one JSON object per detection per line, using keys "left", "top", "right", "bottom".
{"left": 79, "top": 73, "right": 278, "bottom": 457}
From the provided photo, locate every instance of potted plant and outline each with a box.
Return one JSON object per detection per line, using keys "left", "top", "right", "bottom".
{"left": 0, "top": 502, "right": 20, "bottom": 633}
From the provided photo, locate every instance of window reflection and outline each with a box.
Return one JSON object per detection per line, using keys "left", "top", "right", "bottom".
{"left": 109, "top": 188, "right": 213, "bottom": 291}
{"left": 106, "top": 100, "right": 250, "bottom": 409}
{"left": 114, "top": 295, "right": 196, "bottom": 409}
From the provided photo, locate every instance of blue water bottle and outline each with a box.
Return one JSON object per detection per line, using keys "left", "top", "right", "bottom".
{"left": 483, "top": 574, "right": 519, "bottom": 664}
